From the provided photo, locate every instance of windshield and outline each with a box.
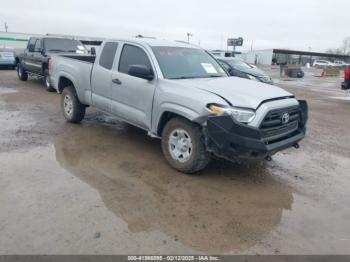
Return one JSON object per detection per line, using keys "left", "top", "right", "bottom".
{"left": 44, "top": 38, "right": 86, "bottom": 53}
{"left": 152, "top": 47, "right": 227, "bottom": 79}
{"left": 226, "top": 59, "right": 253, "bottom": 70}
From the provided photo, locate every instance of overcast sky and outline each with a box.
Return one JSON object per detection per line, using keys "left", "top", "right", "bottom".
{"left": 1, "top": 0, "right": 349, "bottom": 52}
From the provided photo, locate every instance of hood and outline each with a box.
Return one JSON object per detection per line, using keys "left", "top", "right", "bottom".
{"left": 170, "top": 77, "right": 292, "bottom": 109}
{"left": 238, "top": 66, "right": 268, "bottom": 77}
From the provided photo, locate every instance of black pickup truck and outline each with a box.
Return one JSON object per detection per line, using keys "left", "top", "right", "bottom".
{"left": 16, "top": 36, "right": 87, "bottom": 92}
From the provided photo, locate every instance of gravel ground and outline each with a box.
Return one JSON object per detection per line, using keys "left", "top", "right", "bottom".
{"left": 0, "top": 68, "right": 350, "bottom": 255}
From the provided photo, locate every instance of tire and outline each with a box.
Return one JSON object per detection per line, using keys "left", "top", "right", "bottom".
{"left": 44, "top": 70, "right": 55, "bottom": 92}
{"left": 161, "top": 117, "right": 211, "bottom": 174}
{"left": 17, "top": 62, "right": 28, "bottom": 81}
{"left": 61, "top": 85, "right": 85, "bottom": 123}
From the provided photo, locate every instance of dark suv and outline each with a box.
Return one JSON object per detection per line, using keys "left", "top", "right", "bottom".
{"left": 16, "top": 37, "right": 87, "bottom": 91}
{"left": 217, "top": 57, "right": 274, "bottom": 85}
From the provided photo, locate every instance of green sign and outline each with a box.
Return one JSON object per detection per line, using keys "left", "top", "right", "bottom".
{"left": 0, "top": 37, "right": 29, "bottom": 42}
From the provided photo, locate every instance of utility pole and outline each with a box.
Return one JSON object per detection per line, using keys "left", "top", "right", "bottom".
{"left": 4, "top": 22, "right": 8, "bottom": 32}
{"left": 186, "top": 33, "right": 193, "bottom": 43}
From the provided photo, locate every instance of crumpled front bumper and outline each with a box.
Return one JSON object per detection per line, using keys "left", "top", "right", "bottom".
{"left": 205, "top": 100, "right": 308, "bottom": 162}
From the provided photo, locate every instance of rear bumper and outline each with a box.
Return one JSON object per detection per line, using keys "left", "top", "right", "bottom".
{"left": 205, "top": 100, "right": 308, "bottom": 162}
{"left": 0, "top": 59, "right": 16, "bottom": 66}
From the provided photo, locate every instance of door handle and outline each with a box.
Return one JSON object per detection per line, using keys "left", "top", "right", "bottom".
{"left": 112, "top": 78, "right": 122, "bottom": 85}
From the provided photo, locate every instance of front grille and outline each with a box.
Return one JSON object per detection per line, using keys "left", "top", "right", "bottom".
{"left": 260, "top": 106, "right": 300, "bottom": 140}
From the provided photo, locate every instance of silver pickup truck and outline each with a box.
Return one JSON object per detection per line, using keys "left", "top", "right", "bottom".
{"left": 49, "top": 38, "right": 308, "bottom": 173}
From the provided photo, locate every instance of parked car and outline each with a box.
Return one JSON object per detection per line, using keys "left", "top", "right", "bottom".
{"left": 313, "top": 60, "right": 334, "bottom": 67}
{"left": 216, "top": 57, "right": 274, "bottom": 85}
{"left": 16, "top": 36, "right": 87, "bottom": 92}
{"left": 0, "top": 48, "right": 16, "bottom": 69}
{"left": 334, "top": 60, "right": 349, "bottom": 67}
{"left": 50, "top": 38, "right": 308, "bottom": 174}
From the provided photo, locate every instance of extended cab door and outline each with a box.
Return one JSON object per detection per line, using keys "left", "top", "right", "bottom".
{"left": 31, "top": 38, "right": 45, "bottom": 74}
{"left": 110, "top": 43, "right": 157, "bottom": 130}
{"left": 22, "top": 37, "right": 37, "bottom": 72}
{"left": 90, "top": 42, "right": 119, "bottom": 113}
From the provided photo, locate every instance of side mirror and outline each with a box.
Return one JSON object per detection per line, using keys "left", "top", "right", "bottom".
{"left": 91, "top": 47, "right": 96, "bottom": 56}
{"left": 128, "top": 65, "right": 154, "bottom": 81}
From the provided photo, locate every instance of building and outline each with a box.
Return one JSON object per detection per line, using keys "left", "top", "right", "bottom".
{"left": 0, "top": 31, "right": 103, "bottom": 53}
{"left": 241, "top": 49, "right": 350, "bottom": 65}
{"left": 0, "top": 31, "right": 41, "bottom": 50}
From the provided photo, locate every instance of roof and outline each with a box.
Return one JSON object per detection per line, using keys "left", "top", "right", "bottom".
{"left": 106, "top": 37, "right": 199, "bottom": 48}
{"left": 273, "top": 49, "right": 350, "bottom": 59}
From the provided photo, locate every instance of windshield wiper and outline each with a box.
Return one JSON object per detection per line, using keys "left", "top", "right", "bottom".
{"left": 207, "top": 75, "right": 223, "bottom": 78}
{"left": 168, "top": 76, "right": 199, "bottom": 79}
{"left": 48, "top": 49, "right": 65, "bottom": 52}
{"left": 168, "top": 75, "right": 223, "bottom": 80}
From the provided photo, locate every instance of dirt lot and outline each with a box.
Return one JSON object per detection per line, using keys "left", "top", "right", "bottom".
{"left": 0, "top": 68, "right": 350, "bottom": 255}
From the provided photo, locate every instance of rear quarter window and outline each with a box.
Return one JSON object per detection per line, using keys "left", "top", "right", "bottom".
{"left": 99, "top": 42, "right": 119, "bottom": 70}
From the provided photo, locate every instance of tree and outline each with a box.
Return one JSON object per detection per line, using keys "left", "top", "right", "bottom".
{"left": 341, "top": 37, "right": 350, "bottom": 55}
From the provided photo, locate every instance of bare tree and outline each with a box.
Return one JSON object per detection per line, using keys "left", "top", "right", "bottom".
{"left": 326, "top": 48, "right": 343, "bottom": 55}
{"left": 326, "top": 37, "right": 350, "bottom": 56}
{"left": 341, "top": 37, "right": 350, "bottom": 55}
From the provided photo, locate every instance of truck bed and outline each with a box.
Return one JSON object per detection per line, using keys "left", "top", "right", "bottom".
{"left": 60, "top": 54, "right": 96, "bottom": 63}
{"left": 50, "top": 54, "right": 96, "bottom": 105}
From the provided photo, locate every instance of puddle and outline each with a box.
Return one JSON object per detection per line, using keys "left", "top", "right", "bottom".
{"left": 0, "top": 87, "right": 17, "bottom": 94}
{"left": 54, "top": 123, "right": 293, "bottom": 253}
{"left": 328, "top": 96, "right": 350, "bottom": 101}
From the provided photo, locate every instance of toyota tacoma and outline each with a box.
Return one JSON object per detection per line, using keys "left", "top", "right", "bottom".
{"left": 49, "top": 38, "right": 308, "bottom": 173}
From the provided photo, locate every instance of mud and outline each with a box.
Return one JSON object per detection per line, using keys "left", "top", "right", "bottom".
{"left": 0, "top": 69, "right": 350, "bottom": 254}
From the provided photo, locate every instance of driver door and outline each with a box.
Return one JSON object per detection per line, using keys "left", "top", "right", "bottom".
{"left": 111, "top": 43, "right": 157, "bottom": 130}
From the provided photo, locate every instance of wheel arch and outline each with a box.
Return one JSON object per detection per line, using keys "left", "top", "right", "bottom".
{"left": 156, "top": 107, "right": 201, "bottom": 137}
{"left": 57, "top": 75, "right": 76, "bottom": 94}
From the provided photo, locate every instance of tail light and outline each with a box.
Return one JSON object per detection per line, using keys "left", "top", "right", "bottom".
{"left": 48, "top": 58, "right": 52, "bottom": 74}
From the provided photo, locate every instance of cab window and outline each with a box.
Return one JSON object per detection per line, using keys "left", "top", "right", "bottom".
{"left": 28, "top": 38, "right": 37, "bottom": 52}
{"left": 118, "top": 44, "right": 152, "bottom": 74}
{"left": 34, "top": 39, "right": 42, "bottom": 51}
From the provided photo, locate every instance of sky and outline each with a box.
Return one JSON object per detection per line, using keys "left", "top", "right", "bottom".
{"left": 1, "top": 0, "right": 349, "bottom": 52}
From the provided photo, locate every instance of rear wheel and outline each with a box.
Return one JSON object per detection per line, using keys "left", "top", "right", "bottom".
{"left": 44, "top": 70, "right": 55, "bottom": 92}
{"left": 161, "top": 117, "right": 211, "bottom": 174}
{"left": 61, "top": 86, "right": 85, "bottom": 123}
{"left": 17, "top": 62, "right": 28, "bottom": 81}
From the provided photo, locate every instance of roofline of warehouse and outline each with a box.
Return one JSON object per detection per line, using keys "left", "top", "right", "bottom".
{"left": 273, "top": 49, "right": 350, "bottom": 59}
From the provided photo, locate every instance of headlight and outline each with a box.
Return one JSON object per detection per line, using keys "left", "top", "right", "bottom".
{"left": 208, "top": 104, "right": 255, "bottom": 123}
{"left": 247, "top": 74, "right": 259, "bottom": 81}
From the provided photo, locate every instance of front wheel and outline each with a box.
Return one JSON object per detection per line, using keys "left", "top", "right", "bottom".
{"left": 161, "top": 117, "right": 211, "bottom": 174}
{"left": 61, "top": 86, "right": 85, "bottom": 123}
{"left": 17, "top": 62, "right": 28, "bottom": 81}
